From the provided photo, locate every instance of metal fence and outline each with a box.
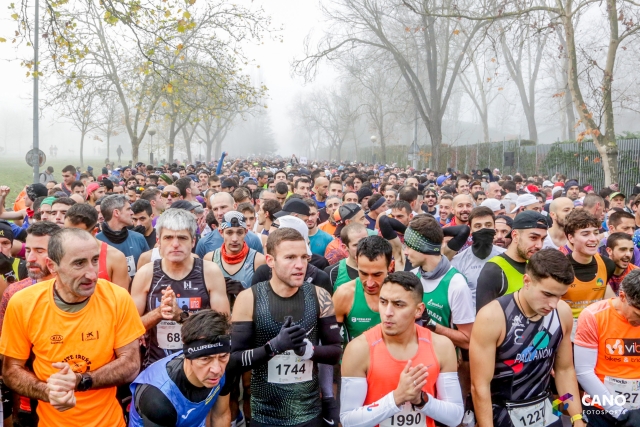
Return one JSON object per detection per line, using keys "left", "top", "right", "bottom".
{"left": 331, "top": 139, "right": 640, "bottom": 196}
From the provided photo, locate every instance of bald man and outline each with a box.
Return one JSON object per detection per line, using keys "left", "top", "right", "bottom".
{"left": 488, "top": 182, "right": 503, "bottom": 200}
{"left": 445, "top": 194, "right": 474, "bottom": 227}
{"left": 543, "top": 197, "right": 574, "bottom": 250}
{"left": 195, "top": 192, "right": 264, "bottom": 257}
{"left": 312, "top": 177, "right": 330, "bottom": 209}
{"left": 582, "top": 194, "right": 605, "bottom": 223}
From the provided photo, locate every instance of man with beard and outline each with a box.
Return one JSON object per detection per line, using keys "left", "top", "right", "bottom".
{"left": 318, "top": 196, "right": 340, "bottom": 230}
{"left": 446, "top": 194, "right": 473, "bottom": 227}
{"left": 230, "top": 227, "right": 341, "bottom": 427}
{"left": 565, "top": 179, "right": 581, "bottom": 202}
{"left": 605, "top": 232, "right": 638, "bottom": 294}
{"left": 493, "top": 215, "right": 513, "bottom": 249}
{"left": 476, "top": 211, "right": 549, "bottom": 312}
{"left": 175, "top": 177, "right": 200, "bottom": 203}
{"left": 452, "top": 207, "right": 506, "bottom": 308}
{"left": 437, "top": 195, "right": 453, "bottom": 227}
{"left": 333, "top": 236, "right": 392, "bottom": 341}
{"left": 312, "top": 177, "right": 329, "bottom": 209}
{"left": 543, "top": 197, "right": 574, "bottom": 249}
{"left": 422, "top": 188, "right": 439, "bottom": 216}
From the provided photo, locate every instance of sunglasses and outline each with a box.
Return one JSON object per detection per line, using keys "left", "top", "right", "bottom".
{"left": 162, "top": 191, "right": 180, "bottom": 198}
{"left": 425, "top": 194, "right": 437, "bottom": 198}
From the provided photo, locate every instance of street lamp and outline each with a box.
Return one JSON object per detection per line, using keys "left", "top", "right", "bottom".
{"left": 371, "top": 135, "right": 377, "bottom": 144}
{"left": 148, "top": 129, "right": 156, "bottom": 165}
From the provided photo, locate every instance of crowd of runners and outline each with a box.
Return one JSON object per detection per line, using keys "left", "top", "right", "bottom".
{"left": 0, "top": 153, "right": 638, "bottom": 427}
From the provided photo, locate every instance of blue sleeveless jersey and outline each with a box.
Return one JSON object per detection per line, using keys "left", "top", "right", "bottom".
{"left": 129, "top": 352, "right": 225, "bottom": 427}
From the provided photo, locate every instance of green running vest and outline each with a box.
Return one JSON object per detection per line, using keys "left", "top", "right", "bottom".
{"left": 334, "top": 259, "right": 353, "bottom": 292}
{"left": 417, "top": 267, "right": 458, "bottom": 328}
{"left": 487, "top": 255, "right": 524, "bottom": 296}
{"left": 345, "top": 278, "right": 381, "bottom": 340}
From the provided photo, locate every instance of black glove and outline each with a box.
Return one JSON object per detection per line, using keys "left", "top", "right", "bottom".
{"left": 443, "top": 225, "right": 471, "bottom": 252}
{"left": 269, "top": 316, "right": 306, "bottom": 354}
{"left": 379, "top": 215, "right": 407, "bottom": 240}
{"left": 0, "top": 253, "right": 16, "bottom": 283}
{"left": 618, "top": 409, "right": 640, "bottom": 426}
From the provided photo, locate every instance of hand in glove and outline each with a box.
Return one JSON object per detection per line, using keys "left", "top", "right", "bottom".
{"left": 618, "top": 409, "right": 640, "bottom": 427}
{"left": 0, "top": 253, "right": 16, "bottom": 282}
{"left": 269, "top": 316, "right": 306, "bottom": 354}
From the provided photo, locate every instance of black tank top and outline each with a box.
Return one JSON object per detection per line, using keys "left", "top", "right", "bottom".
{"left": 250, "top": 280, "right": 320, "bottom": 425}
{"left": 144, "top": 258, "right": 209, "bottom": 367}
{"left": 491, "top": 293, "right": 563, "bottom": 402}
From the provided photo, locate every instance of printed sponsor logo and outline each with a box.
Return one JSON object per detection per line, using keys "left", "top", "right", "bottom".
{"left": 552, "top": 394, "right": 572, "bottom": 416}
{"left": 50, "top": 334, "right": 64, "bottom": 344}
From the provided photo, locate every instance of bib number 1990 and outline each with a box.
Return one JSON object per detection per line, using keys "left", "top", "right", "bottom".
{"left": 380, "top": 404, "right": 425, "bottom": 427}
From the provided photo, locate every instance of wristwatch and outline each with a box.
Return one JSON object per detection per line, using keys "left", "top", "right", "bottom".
{"left": 176, "top": 310, "right": 190, "bottom": 324}
{"left": 425, "top": 318, "right": 437, "bottom": 332}
{"left": 76, "top": 373, "right": 93, "bottom": 392}
{"left": 411, "top": 392, "right": 428, "bottom": 411}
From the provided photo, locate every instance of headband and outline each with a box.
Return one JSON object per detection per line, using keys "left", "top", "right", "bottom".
{"left": 41, "top": 196, "right": 57, "bottom": 206}
{"left": 184, "top": 335, "right": 231, "bottom": 360}
{"left": 404, "top": 227, "right": 441, "bottom": 256}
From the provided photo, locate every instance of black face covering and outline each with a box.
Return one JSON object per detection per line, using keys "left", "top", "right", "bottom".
{"left": 472, "top": 228, "right": 496, "bottom": 259}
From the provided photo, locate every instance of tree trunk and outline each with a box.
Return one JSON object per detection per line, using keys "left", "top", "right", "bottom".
{"left": 80, "top": 132, "right": 85, "bottom": 167}
{"left": 107, "top": 133, "right": 111, "bottom": 162}
{"left": 481, "top": 111, "right": 490, "bottom": 143}
{"left": 131, "top": 135, "right": 141, "bottom": 163}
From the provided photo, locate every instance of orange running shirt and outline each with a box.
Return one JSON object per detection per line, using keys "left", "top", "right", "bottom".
{"left": 363, "top": 324, "right": 439, "bottom": 427}
{"left": 574, "top": 298, "right": 640, "bottom": 382}
{"left": 563, "top": 254, "right": 608, "bottom": 319}
{"left": 0, "top": 278, "right": 145, "bottom": 427}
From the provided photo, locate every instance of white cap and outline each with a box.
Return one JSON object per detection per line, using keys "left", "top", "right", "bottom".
{"left": 552, "top": 186, "right": 563, "bottom": 195}
{"left": 543, "top": 180, "right": 554, "bottom": 188}
{"left": 511, "top": 193, "right": 539, "bottom": 213}
{"left": 276, "top": 215, "right": 313, "bottom": 256}
{"left": 480, "top": 198, "right": 504, "bottom": 212}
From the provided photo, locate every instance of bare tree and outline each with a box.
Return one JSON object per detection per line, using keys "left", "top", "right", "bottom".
{"left": 294, "top": 0, "right": 491, "bottom": 166}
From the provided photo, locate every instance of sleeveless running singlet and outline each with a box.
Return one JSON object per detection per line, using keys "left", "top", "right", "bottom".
{"left": 563, "top": 254, "right": 608, "bottom": 319}
{"left": 98, "top": 241, "right": 110, "bottom": 281}
{"left": 251, "top": 280, "right": 320, "bottom": 425}
{"left": 334, "top": 259, "right": 352, "bottom": 291}
{"left": 345, "top": 278, "right": 381, "bottom": 341}
{"left": 417, "top": 267, "right": 458, "bottom": 328}
{"left": 363, "top": 324, "right": 439, "bottom": 427}
{"left": 212, "top": 248, "right": 257, "bottom": 289}
{"left": 129, "top": 352, "right": 225, "bottom": 427}
{"left": 488, "top": 256, "right": 524, "bottom": 296}
{"left": 144, "top": 258, "right": 209, "bottom": 367}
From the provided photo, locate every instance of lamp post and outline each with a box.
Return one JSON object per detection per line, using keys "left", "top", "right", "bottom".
{"left": 371, "top": 135, "right": 377, "bottom": 164}
{"left": 148, "top": 129, "right": 156, "bottom": 165}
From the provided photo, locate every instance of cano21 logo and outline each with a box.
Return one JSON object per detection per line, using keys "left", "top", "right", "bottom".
{"left": 552, "top": 394, "right": 572, "bottom": 416}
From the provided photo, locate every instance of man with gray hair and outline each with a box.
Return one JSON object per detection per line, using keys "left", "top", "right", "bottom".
{"left": 96, "top": 194, "right": 149, "bottom": 278}
{"left": 131, "top": 208, "right": 229, "bottom": 367}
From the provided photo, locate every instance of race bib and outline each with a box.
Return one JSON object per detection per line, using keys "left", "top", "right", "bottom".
{"left": 126, "top": 255, "right": 136, "bottom": 277}
{"left": 267, "top": 350, "right": 312, "bottom": 384}
{"left": 604, "top": 376, "right": 640, "bottom": 410}
{"left": 380, "top": 403, "right": 426, "bottom": 427}
{"left": 157, "top": 320, "right": 182, "bottom": 350}
{"left": 508, "top": 398, "right": 557, "bottom": 427}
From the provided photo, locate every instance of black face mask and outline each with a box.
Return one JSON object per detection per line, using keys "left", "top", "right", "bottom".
{"left": 472, "top": 228, "right": 496, "bottom": 259}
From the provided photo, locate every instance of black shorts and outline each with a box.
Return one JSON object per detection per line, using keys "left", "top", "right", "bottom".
{"left": 0, "top": 379, "right": 13, "bottom": 419}
{"left": 252, "top": 417, "right": 322, "bottom": 427}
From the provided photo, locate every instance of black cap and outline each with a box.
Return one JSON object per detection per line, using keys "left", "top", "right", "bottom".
{"left": 221, "top": 178, "right": 236, "bottom": 189}
{"left": 274, "top": 199, "right": 311, "bottom": 218}
{"left": 26, "top": 183, "right": 48, "bottom": 201}
{"left": 512, "top": 210, "right": 548, "bottom": 230}
{"left": 170, "top": 200, "right": 195, "bottom": 211}
{"left": 357, "top": 187, "right": 373, "bottom": 203}
{"left": 495, "top": 215, "right": 514, "bottom": 228}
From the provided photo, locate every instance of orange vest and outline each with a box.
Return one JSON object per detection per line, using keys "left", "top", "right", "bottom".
{"left": 363, "top": 324, "right": 439, "bottom": 427}
{"left": 563, "top": 254, "right": 608, "bottom": 318}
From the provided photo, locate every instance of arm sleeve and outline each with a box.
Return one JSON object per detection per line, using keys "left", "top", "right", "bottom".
{"left": 135, "top": 384, "right": 178, "bottom": 427}
{"left": 378, "top": 216, "right": 406, "bottom": 241}
{"left": 312, "top": 315, "right": 341, "bottom": 364}
{"left": 251, "top": 265, "right": 271, "bottom": 286}
{"left": 229, "top": 321, "right": 273, "bottom": 373}
{"left": 340, "top": 377, "right": 401, "bottom": 427}
{"left": 475, "top": 262, "right": 506, "bottom": 313}
{"left": 574, "top": 345, "right": 625, "bottom": 418}
{"left": 442, "top": 226, "right": 470, "bottom": 252}
{"left": 419, "top": 372, "right": 464, "bottom": 427}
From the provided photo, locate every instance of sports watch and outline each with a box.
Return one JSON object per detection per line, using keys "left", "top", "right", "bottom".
{"left": 76, "top": 373, "right": 93, "bottom": 392}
